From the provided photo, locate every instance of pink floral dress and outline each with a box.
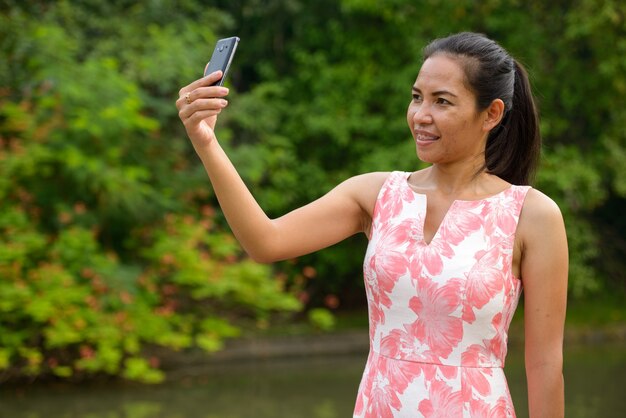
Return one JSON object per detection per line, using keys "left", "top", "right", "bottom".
{"left": 354, "top": 171, "right": 530, "bottom": 418}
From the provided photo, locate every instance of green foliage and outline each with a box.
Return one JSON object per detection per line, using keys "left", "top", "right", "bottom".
{"left": 0, "top": 0, "right": 624, "bottom": 383}
{"left": 221, "top": 0, "right": 626, "bottom": 299}
{"left": 0, "top": 1, "right": 299, "bottom": 383}
{"left": 308, "top": 308, "right": 337, "bottom": 332}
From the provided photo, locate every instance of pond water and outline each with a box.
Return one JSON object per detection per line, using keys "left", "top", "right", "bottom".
{"left": 0, "top": 341, "right": 624, "bottom": 417}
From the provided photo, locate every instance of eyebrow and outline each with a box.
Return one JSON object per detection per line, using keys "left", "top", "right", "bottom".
{"left": 412, "top": 86, "right": 458, "bottom": 98}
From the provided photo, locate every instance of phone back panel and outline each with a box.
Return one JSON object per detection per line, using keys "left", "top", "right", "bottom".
{"left": 204, "top": 36, "right": 240, "bottom": 86}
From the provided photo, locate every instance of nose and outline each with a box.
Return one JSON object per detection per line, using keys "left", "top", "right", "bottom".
{"left": 411, "top": 102, "right": 433, "bottom": 125}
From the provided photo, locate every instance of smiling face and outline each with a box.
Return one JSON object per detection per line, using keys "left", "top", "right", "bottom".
{"left": 407, "top": 54, "right": 494, "bottom": 167}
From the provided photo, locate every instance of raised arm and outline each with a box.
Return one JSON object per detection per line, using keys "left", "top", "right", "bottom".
{"left": 518, "top": 189, "right": 569, "bottom": 418}
{"left": 176, "top": 71, "right": 384, "bottom": 263}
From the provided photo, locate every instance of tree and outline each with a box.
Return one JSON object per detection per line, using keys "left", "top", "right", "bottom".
{"left": 1, "top": 0, "right": 623, "bottom": 382}
{"left": 0, "top": 1, "right": 299, "bottom": 383}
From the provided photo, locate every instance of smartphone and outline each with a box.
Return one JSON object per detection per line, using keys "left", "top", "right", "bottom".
{"left": 204, "top": 36, "right": 240, "bottom": 86}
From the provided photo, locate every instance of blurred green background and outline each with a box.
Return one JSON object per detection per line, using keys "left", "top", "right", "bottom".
{"left": 0, "top": 0, "right": 625, "bottom": 386}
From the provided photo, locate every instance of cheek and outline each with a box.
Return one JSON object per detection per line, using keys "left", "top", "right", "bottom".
{"left": 442, "top": 116, "right": 467, "bottom": 136}
{"left": 446, "top": 119, "right": 484, "bottom": 151}
{"left": 449, "top": 120, "right": 467, "bottom": 136}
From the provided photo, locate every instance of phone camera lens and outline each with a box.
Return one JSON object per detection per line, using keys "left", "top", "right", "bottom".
{"left": 219, "top": 45, "right": 225, "bottom": 52}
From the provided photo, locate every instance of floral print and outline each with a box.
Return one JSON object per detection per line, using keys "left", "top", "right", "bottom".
{"left": 354, "top": 172, "right": 529, "bottom": 418}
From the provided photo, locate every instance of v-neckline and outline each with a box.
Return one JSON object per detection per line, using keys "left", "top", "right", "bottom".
{"left": 418, "top": 194, "right": 457, "bottom": 246}
{"left": 402, "top": 173, "right": 513, "bottom": 246}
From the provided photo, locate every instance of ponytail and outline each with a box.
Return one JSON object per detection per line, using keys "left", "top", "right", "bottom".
{"left": 485, "top": 60, "right": 541, "bottom": 185}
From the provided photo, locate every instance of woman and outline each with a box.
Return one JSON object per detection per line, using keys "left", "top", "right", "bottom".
{"left": 176, "top": 32, "right": 568, "bottom": 418}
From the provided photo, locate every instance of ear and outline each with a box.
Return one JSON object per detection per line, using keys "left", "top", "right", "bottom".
{"left": 482, "top": 98, "right": 505, "bottom": 132}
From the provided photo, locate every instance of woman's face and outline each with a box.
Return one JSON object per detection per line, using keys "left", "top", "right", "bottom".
{"left": 407, "top": 54, "right": 491, "bottom": 166}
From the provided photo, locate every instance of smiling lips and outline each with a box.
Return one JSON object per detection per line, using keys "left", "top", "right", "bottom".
{"left": 414, "top": 129, "right": 440, "bottom": 143}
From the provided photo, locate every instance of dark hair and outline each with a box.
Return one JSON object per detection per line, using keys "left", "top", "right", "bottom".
{"left": 423, "top": 32, "right": 541, "bottom": 185}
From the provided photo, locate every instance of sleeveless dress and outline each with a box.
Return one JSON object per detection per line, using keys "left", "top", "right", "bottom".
{"left": 353, "top": 171, "right": 530, "bottom": 418}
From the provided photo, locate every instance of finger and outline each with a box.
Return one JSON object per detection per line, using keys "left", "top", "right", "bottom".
{"left": 176, "top": 87, "right": 228, "bottom": 111}
{"left": 202, "top": 68, "right": 224, "bottom": 85}
{"left": 193, "top": 86, "right": 230, "bottom": 100}
{"left": 176, "top": 93, "right": 192, "bottom": 110}
{"left": 178, "top": 98, "right": 228, "bottom": 119}
{"left": 182, "top": 109, "right": 224, "bottom": 125}
{"left": 178, "top": 71, "right": 224, "bottom": 97}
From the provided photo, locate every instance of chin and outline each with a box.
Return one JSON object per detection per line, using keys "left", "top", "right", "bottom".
{"left": 415, "top": 147, "right": 436, "bottom": 164}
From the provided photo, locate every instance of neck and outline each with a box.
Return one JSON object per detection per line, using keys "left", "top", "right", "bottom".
{"left": 427, "top": 157, "right": 488, "bottom": 194}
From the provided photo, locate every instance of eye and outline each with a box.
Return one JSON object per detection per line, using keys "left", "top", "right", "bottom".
{"left": 437, "top": 97, "right": 452, "bottom": 106}
{"left": 412, "top": 93, "right": 423, "bottom": 102}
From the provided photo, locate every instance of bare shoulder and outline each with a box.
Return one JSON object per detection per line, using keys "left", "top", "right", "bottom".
{"left": 520, "top": 188, "right": 564, "bottom": 225}
{"left": 343, "top": 171, "right": 391, "bottom": 191}
{"left": 339, "top": 171, "right": 391, "bottom": 216}
{"left": 518, "top": 187, "right": 566, "bottom": 250}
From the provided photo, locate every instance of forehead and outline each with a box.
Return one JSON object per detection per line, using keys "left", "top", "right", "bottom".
{"left": 415, "top": 54, "right": 472, "bottom": 95}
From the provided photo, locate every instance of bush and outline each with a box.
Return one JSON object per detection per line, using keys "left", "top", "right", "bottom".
{"left": 0, "top": 3, "right": 300, "bottom": 383}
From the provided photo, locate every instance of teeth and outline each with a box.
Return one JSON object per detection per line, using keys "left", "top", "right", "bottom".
{"left": 415, "top": 133, "right": 438, "bottom": 141}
